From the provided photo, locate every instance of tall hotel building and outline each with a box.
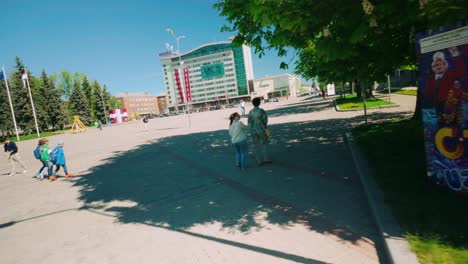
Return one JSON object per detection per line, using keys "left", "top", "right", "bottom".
{"left": 159, "top": 40, "right": 254, "bottom": 109}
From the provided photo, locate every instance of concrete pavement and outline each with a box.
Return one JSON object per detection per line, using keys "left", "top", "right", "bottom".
{"left": 0, "top": 94, "right": 415, "bottom": 264}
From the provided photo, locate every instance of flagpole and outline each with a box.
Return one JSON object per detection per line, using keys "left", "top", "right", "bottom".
{"left": 2, "top": 67, "right": 20, "bottom": 141}
{"left": 25, "top": 75, "right": 40, "bottom": 137}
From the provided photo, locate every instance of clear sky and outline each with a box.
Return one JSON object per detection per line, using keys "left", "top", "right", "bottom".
{"left": 0, "top": 0, "right": 300, "bottom": 95}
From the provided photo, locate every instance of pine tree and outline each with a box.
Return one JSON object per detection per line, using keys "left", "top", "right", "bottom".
{"left": 33, "top": 74, "right": 50, "bottom": 131}
{"left": 69, "top": 80, "right": 93, "bottom": 125}
{"left": 82, "top": 76, "right": 94, "bottom": 116}
{"left": 92, "top": 81, "right": 107, "bottom": 122}
{"left": 10, "top": 57, "right": 37, "bottom": 134}
{"left": 0, "top": 78, "right": 14, "bottom": 136}
{"left": 40, "top": 70, "right": 68, "bottom": 130}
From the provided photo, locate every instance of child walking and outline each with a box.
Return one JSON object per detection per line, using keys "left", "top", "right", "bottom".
{"left": 35, "top": 139, "right": 48, "bottom": 179}
{"left": 39, "top": 138, "right": 55, "bottom": 181}
{"left": 229, "top": 112, "right": 248, "bottom": 170}
{"left": 52, "top": 140, "right": 73, "bottom": 178}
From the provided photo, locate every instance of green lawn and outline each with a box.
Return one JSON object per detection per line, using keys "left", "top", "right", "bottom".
{"left": 335, "top": 94, "right": 394, "bottom": 110}
{"left": 353, "top": 120, "right": 468, "bottom": 264}
{"left": 394, "top": 89, "right": 417, "bottom": 96}
{"left": 9, "top": 130, "right": 68, "bottom": 142}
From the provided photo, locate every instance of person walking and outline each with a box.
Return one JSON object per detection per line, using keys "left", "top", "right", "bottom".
{"left": 143, "top": 117, "right": 149, "bottom": 131}
{"left": 248, "top": 97, "right": 272, "bottom": 166}
{"left": 2, "top": 137, "right": 27, "bottom": 177}
{"left": 229, "top": 112, "right": 248, "bottom": 170}
{"left": 240, "top": 100, "right": 246, "bottom": 116}
{"left": 97, "top": 120, "right": 103, "bottom": 131}
{"left": 34, "top": 139, "right": 47, "bottom": 179}
{"left": 51, "top": 140, "right": 73, "bottom": 178}
{"left": 39, "top": 138, "right": 55, "bottom": 181}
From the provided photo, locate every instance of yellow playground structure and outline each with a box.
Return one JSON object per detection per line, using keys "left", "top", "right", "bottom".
{"left": 70, "top": 116, "right": 87, "bottom": 134}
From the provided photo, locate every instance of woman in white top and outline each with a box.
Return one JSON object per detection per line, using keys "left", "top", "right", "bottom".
{"left": 229, "top": 112, "right": 248, "bottom": 170}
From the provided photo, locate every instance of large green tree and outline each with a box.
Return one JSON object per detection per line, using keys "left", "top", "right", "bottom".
{"left": 40, "top": 70, "right": 68, "bottom": 130}
{"left": 0, "top": 78, "right": 14, "bottom": 136}
{"left": 69, "top": 80, "right": 93, "bottom": 125}
{"left": 81, "top": 76, "right": 94, "bottom": 116}
{"left": 215, "top": 0, "right": 468, "bottom": 117}
{"left": 92, "top": 81, "right": 107, "bottom": 122}
{"left": 10, "top": 57, "right": 37, "bottom": 134}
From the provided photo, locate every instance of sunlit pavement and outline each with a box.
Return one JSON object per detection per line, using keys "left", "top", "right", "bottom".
{"left": 0, "top": 94, "right": 415, "bottom": 264}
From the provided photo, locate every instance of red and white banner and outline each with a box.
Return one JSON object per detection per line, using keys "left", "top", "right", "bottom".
{"left": 108, "top": 108, "right": 129, "bottom": 124}
{"left": 174, "top": 69, "right": 184, "bottom": 104}
{"left": 183, "top": 68, "right": 191, "bottom": 102}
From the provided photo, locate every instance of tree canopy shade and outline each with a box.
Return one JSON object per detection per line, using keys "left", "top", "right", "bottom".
{"left": 215, "top": 0, "right": 468, "bottom": 83}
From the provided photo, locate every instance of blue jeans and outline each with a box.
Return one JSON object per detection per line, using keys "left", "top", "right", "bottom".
{"left": 41, "top": 160, "right": 53, "bottom": 176}
{"left": 233, "top": 140, "right": 248, "bottom": 170}
{"left": 54, "top": 164, "right": 68, "bottom": 175}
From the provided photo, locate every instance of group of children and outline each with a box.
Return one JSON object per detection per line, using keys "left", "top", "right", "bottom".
{"left": 34, "top": 138, "right": 72, "bottom": 181}
{"left": 2, "top": 137, "right": 71, "bottom": 181}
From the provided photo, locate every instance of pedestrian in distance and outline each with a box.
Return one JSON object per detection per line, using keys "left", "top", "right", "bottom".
{"left": 34, "top": 139, "right": 48, "bottom": 179}
{"left": 2, "top": 137, "right": 27, "bottom": 177}
{"left": 240, "top": 99, "right": 246, "bottom": 116}
{"left": 248, "top": 97, "right": 272, "bottom": 166}
{"left": 229, "top": 112, "right": 248, "bottom": 171}
{"left": 39, "top": 138, "right": 55, "bottom": 181}
{"left": 143, "top": 117, "right": 149, "bottom": 131}
{"left": 97, "top": 120, "right": 103, "bottom": 131}
{"left": 51, "top": 140, "right": 73, "bottom": 178}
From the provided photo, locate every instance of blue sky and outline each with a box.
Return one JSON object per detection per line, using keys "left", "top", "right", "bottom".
{"left": 0, "top": 0, "right": 300, "bottom": 95}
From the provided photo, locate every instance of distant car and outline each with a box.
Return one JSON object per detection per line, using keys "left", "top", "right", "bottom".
{"left": 266, "top": 97, "right": 279, "bottom": 103}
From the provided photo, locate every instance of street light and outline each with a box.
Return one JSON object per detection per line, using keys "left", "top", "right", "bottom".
{"left": 166, "top": 28, "right": 191, "bottom": 128}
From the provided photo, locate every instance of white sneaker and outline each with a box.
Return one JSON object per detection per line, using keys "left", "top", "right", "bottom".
{"left": 23, "top": 170, "right": 27, "bottom": 174}
{"left": 8, "top": 173, "right": 14, "bottom": 177}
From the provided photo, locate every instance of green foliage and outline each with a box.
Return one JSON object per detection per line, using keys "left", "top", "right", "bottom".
{"left": 10, "top": 57, "right": 37, "bottom": 133}
{"left": 335, "top": 94, "right": 393, "bottom": 110}
{"left": 108, "top": 95, "right": 122, "bottom": 109}
{"left": 93, "top": 81, "right": 108, "bottom": 122}
{"left": 215, "top": 0, "right": 468, "bottom": 95}
{"left": 81, "top": 76, "right": 94, "bottom": 116}
{"left": 0, "top": 77, "right": 14, "bottom": 135}
{"left": 353, "top": 120, "right": 468, "bottom": 263}
{"left": 40, "top": 70, "right": 68, "bottom": 130}
{"left": 69, "top": 80, "right": 93, "bottom": 125}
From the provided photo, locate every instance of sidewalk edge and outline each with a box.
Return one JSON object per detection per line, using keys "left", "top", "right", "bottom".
{"left": 345, "top": 132, "right": 420, "bottom": 264}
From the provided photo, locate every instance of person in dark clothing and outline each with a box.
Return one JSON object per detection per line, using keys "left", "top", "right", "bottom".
{"left": 2, "top": 137, "right": 27, "bottom": 177}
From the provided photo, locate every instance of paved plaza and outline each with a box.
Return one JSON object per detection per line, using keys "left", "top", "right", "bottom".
{"left": 0, "top": 94, "right": 415, "bottom": 264}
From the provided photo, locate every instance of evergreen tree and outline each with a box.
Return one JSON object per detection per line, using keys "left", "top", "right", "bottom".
{"left": 82, "top": 76, "right": 94, "bottom": 116}
{"left": 10, "top": 57, "right": 37, "bottom": 134}
{"left": 33, "top": 74, "right": 50, "bottom": 131}
{"left": 69, "top": 80, "right": 93, "bottom": 125}
{"left": 0, "top": 78, "right": 14, "bottom": 136}
{"left": 92, "top": 81, "right": 107, "bottom": 122}
{"left": 40, "top": 70, "right": 68, "bottom": 130}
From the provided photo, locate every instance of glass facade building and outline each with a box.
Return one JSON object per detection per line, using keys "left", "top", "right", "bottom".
{"left": 159, "top": 41, "right": 254, "bottom": 108}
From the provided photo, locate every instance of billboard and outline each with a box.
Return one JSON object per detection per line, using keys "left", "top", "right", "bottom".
{"left": 417, "top": 21, "right": 468, "bottom": 192}
{"left": 201, "top": 63, "right": 225, "bottom": 79}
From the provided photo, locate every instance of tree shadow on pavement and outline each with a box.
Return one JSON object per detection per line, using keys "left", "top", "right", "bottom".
{"left": 267, "top": 99, "right": 333, "bottom": 117}
{"left": 70, "top": 111, "right": 409, "bottom": 263}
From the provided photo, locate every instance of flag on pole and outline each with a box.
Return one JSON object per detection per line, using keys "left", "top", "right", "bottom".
{"left": 21, "top": 70, "right": 28, "bottom": 88}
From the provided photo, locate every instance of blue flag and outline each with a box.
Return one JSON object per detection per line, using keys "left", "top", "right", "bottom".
{"left": 0, "top": 70, "right": 4, "bottom": 81}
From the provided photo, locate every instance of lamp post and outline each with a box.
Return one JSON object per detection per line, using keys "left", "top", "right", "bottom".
{"left": 166, "top": 28, "right": 191, "bottom": 128}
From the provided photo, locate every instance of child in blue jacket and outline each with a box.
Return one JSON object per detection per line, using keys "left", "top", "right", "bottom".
{"left": 52, "top": 140, "right": 73, "bottom": 178}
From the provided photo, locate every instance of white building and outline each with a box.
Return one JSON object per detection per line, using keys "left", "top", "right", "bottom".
{"left": 159, "top": 40, "right": 254, "bottom": 110}
{"left": 251, "top": 74, "right": 302, "bottom": 99}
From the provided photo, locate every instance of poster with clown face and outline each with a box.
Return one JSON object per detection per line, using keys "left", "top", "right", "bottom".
{"left": 416, "top": 21, "right": 468, "bottom": 192}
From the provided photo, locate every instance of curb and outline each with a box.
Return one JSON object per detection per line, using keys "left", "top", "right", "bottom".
{"left": 345, "top": 132, "right": 420, "bottom": 264}
{"left": 333, "top": 98, "right": 399, "bottom": 112}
